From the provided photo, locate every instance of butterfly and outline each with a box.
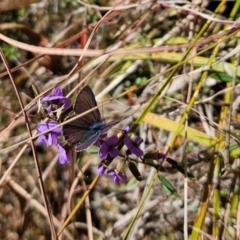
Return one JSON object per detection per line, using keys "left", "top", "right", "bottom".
{"left": 63, "top": 85, "right": 122, "bottom": 151}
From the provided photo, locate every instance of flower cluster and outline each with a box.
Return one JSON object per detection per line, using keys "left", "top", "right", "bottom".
{"left": 36, "top": 87, "right": 166, "bottom": 183}
{"left": 36, "top": 87, "right": 71, "bottom": 164}
{"left": 40, "top": 88, "right": 71, "bottom": 115}
{"left": 96, "top": 126, "right": 146, "bottom": 182}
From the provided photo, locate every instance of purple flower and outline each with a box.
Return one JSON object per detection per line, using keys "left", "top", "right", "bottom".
{"left": 41, "top": 87, "right": 71, "bottom": 111}
{"left": 122, "top": 126, "right": 130, "bottom": 135}
{"left": 46, "top": 105, "right": 52, "bottom": 114}
{"left": 37, "top": 121, "right": 62, "bottom": 146}
{"left": 57, "top": 144, "right": 71, "bottom": 164}
{"left": 36, "top": 120, "right": 70, "bottom": 164}
{"left": 99, "top": 135, "right": 119, "bottom": 160}
{"left": 107, "top": 169, "right": 128, "bottom": 182}
{"left": 158, "top": 153, "right": 166, "bottom": 160}
{"left": 98, "top": 164, "right": 107, "bottom": 175}
{"left": 124, "top": 136, "right": 144, "bottom": 157}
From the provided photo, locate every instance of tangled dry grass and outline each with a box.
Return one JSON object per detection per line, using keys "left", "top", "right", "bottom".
{"left": 1, "top": 1, "right": 240, "bottom": 239}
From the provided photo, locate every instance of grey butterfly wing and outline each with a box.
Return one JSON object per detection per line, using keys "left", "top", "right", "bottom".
{"left": 63, "top": 85, "right": 102, "bottom": 150}
{"left": 74, "top": 85, "right": 101, "bottom": 122}
{"left": 62, "top": 115, "right": 91, "bottom": 145}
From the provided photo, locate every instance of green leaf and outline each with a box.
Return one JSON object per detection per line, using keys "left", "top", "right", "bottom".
{"left": 158, "top": 174, "right": 179, "bottom": 197}
{"left": 2, "top": 43, "right": 20, "bottom": 60}
{"left": 211, "top": 73, "right": 233, "bottom": 82}
{"left": 126, "top": 177, "right": 138, "bottom": 187}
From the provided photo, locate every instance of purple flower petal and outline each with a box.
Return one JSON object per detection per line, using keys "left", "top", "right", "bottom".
{"left": 98, "top": 164, "right": 107, "bottom": 175}
{"left": 46, "top": 133, "right": 54, "bottom": 146}
{"left": 118, "top": 172, "right": 128, "bottom": 181}
{"left": 109, "top": 148, "right": 119, "bottom": 158}
{"left": 50, "top": 133, "right": 59, "bottom": 145}
{"left": 46, "top": 105, "right": 52, "bottom": 114}
{"left": 53, "top": 87, "right": 63, "bottom": 96}
{"left": 99, "top": 135, "right": 119, "bottom": 160}
{"left": 113, "top": 176, "right": 118, "bottom": 182}
{"left": 130, "top": 146, "right": 143, "bottom": 157}
{"left": 42, "top": 96, "right": 71, "bottom": 111}
{"left": 107, "top": 169, "right": 117, "bottom": 182}
{"left": 37, "top": 121, "right": 62, "bottom": 134}
{"left": 107, "top": 169, "right": 128, "bottom": 183}
{"left": 41, "top": 87, "right": 63, "bottom": 100}
{"left": 124, "top": 137, "right": 133, "bottom": 149}
{"left": 37, "top": 135, "right": 47, "bottom": 145}
{"left": 62, "top": 99, "right": 72, "bottom": 111}
{"left": 124, "top": 137, "right": 144, "bottom": 157}
{"left": 108, "top": 135, "right": 119, "bottom": 145}
{"left": 122, "top": 126, "right": 130, "bottom": 135}
{"left": 99, "top": 143, "right": 109, "bottom": 159}
{"left": 158, "top": 153, "right": 166, "bottom": 160}
{"left": 40, "top": 87, "right": 72, "bottom": 111}
{"left": 36, "top": 121, "right": 61, "bottom": 146}
{"left": 57, "top": 144, "right": 71, "bottom": 164}
{"left": 107, "top": 169, "right": 115, "bottom": 176}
